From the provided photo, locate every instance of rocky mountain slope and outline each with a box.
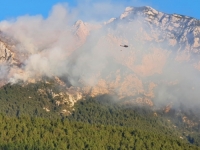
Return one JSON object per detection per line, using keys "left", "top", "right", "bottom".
{"left": 118, "top": 6, "right": 200, "bottom": 52}
{"left": 70, "top": 6, "right": 200, "bottom": 108}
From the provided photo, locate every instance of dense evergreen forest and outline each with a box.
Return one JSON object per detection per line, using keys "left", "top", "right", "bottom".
{"left": 0, "top": 114, "right": 199, "bottom": 150}
{"left": 68, "top": 97, "right": 200, "bottom": 147}
{"left": 0, "top": 81, "right": 200, "bottom": 149}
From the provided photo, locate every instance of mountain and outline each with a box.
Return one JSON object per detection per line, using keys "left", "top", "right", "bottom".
{"left": 117, "top": 6, "right": 200, "bottom": 53}
{"left": 0, "top": 6, "right": 200, "bottom": 108}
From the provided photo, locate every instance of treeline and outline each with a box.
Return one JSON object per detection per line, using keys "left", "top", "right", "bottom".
{"left": 0, "top": 114, "right": 199, "bottom": 150}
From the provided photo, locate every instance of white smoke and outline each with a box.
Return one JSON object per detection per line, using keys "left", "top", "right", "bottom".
{"left": 0, "top": 63, "right": 9, "bottom": 79}
{"left": 0, "top": 4, "right": 76, "bottom": 82}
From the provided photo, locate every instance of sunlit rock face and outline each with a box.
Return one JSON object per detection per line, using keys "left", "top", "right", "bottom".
{"left": 0, "top": 41, "right": 12, "bottom": 63}
{"left": 0, "top": 6, "right": 200, "bottom": 108}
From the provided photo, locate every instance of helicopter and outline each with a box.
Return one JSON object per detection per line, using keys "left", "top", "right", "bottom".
{"left": 120, "top": 44, "right": 128, "bottom": 48}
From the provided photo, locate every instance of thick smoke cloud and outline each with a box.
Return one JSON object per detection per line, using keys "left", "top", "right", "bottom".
{"left": 0, "top": 2, "right": 200, "bottom": 110}
{"left": 0, "top": 4, "right": 76, "bottom": 82}
{"left": 0, "top": 2, "right": 128, "bottom": 83}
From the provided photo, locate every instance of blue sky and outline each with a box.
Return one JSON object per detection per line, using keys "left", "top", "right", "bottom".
{"left": 0, "top": 0, "right": 199, "bottom": 21}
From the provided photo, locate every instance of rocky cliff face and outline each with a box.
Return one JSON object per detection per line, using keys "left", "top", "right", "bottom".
{"left": 0, "top": 41, "right": 13, "bottom": 63}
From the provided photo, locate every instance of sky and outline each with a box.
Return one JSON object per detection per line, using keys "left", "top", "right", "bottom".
{"left": 0, "top": 0, "right": 200, "bottom": 22}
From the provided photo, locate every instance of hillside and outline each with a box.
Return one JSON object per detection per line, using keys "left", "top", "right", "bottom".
{"left": 0, "top": 80, "right": 200, "bottom": 148}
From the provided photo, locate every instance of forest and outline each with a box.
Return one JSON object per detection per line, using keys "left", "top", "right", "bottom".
{"left": 0, "top": 114, "right": 199, "bottom": 150}
{"left": 0, "top": 81, "right": 200, "bottom": 149}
